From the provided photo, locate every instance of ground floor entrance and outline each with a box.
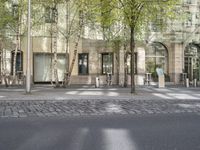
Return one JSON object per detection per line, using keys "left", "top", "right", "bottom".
{"left": 33, "top": 53, "right": 66, "bottom": 82}
{"left": 184, "top": 43, "right": 200, "bottom": 81}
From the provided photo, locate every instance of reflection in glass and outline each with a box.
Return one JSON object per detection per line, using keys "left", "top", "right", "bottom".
{"left": 78, "top": 53, "right": 88, "bottom": 75}
{"left": 102, "top": 53, "right": 113, "bottom": 74}
{"left": 146, "top": 42, "right": 168, "bottom": 74}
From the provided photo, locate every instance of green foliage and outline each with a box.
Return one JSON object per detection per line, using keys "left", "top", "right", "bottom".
{"left": 111, "top": 37, "right": 122, "bottom": 52}
{"left": 0, "top": 1, "right": 14, "bottom": 30}
{"left": 84, "top": 0, "right": 181, "bottom": 41}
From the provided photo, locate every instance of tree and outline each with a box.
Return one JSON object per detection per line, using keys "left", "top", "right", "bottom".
{"left": 59, "top": 0, "right": 92, "bottom": 86}
{"left": 36, "top": 0, "right": 89, "bottom": 87}
{"left": 0, "top": 0, "right": 16, "bottom": 86}
{"left": 61, "top": 0, "right": 85, "bottom": 86}
{"left": 85, "top": 0, "right": 180, "bottom": 93}
{"left": 120, "top": 0, "right": 180, "bottom": 93}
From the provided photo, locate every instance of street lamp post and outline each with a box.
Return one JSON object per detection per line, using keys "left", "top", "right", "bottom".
{"left": 26, "top": 0, "right": 31, "bottom": 93}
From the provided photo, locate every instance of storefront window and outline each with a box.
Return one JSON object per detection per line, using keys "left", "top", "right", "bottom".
{"left": 146, "top": 42, "right": 168, "bottom": 74}
{"left": 33, "top": 53, "right": 66, "bottom": 82}
{"left": 184, "top": 43, "right": 200, "bottom": 80}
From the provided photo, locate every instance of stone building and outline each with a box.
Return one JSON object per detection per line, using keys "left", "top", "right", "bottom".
{"left": 1, "top": 0, "right": 200, "bottom": 86}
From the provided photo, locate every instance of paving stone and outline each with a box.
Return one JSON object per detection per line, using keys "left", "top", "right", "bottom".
{"left": 13, "top": 112, "right": 19, "bottom": 116}
{"left": 19, "top": 114, "right": 28, "bottom": 117}
{"left": 4, "top": 108, "right": 12, "bottom": 116}
{"left": 1, "top": 86, "right": 200, "bottom": 117}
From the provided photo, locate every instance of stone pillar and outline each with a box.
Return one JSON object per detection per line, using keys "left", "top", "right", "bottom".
{"left": 158, "top": 75, "right": 165, "bottom": 88}
{"left": 169, "top": 42, "right": 183, "bottom": 84}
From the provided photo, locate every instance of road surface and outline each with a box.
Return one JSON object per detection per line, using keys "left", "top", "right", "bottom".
{"left": 0, "top": 113, "right": 200, "bottom": 150}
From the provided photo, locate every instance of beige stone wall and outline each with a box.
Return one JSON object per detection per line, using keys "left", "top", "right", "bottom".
{"left": 21, "top": 35, "right": 186, "bottom": 85}
{"left": 70, "top": 38, "right": 117, "bottom": 85}
{"left": 168, "top": 42, "right": 183, "bottom": 84}
{"left": 4, "top": 0, "right": 200, "bottom": 86}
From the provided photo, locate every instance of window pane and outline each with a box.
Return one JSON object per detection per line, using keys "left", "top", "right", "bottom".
{"left": 146, "top": 46, "right": 155, "bottom": 56}
{"left": 12, "top": 4, "right": 18, "bottom": 18}
{"left": 156, "top": 47, "right": 165, "bottom": 56}
{"left": 16, "top": 53, "right": 23, "bottom": 72}
{"left": 78, "top": 54, "right": 88, "bottom": 75}
{"left": 45, "top": 7, "right": 57, "bottom": 23}
{"left": 156, "top": 57, "right": 165, "bottom": 70}
{"left": 11, "top": 51, "right": 23, "bottom": 75}
{"left": 102, "top": 53, "right": 113, "bottom": 74}
{"left": 146, "top": 43, "right": 168, "bottom": 74}
{"left": 184, "top": 44, "right": 200, "bottom": 80}
{"left": 146, "top": 57, "right": 156, "bottom": 73}
{"left": 34, "top": 53, "right": 66, "bottom": 82}
{"left": 34, "top": 54, "right": 52, "bottom": 82}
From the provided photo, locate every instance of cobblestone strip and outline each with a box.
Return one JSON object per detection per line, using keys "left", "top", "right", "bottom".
{"left": 0, "top": 99, "right": 200, "bottom": 118}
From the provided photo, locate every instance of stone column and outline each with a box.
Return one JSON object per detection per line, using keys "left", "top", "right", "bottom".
{"left": 169, "top": 42, "right": 183, "bottom": 84}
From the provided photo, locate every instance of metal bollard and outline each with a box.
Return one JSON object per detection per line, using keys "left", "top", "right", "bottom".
{"left": 194, "top": 79, "right": 197, "bottom": 87}
{"left": 95, "top": 77, "right": 100, "bottom": 88}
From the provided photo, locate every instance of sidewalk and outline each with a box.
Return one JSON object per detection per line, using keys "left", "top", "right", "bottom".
{"left": 0, "top": 85, "right": 200, "bottom": 101}
{"left": 1, "top": 85, "right": 200, "bottom": 118}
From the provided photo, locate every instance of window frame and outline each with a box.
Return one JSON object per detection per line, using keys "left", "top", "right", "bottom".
{"left": 11, "top": 50, "right": 23, "bottom": 75}
{"left": 44, "top": 7, "right": 57, "bottom": 23}
{"left": 101, "top": 53, "right": 114, "bottom": 75}
{"left": 78, "top": 53, "right": 89, "bottom": 75}
{"left": 12, "top": 4, "right": 19, "bottom": 19}
{"left": 145, "top": 42, "right": 168, "bottom": 74}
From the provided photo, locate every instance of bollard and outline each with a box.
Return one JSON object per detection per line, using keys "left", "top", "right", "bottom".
{"left": 186, "top": 78, "right": 189, "bottom": 88}
{"left": 194, "top": 79, "right": 197, "bottom": 87}
{"left": 95, "top": 77, "right": 100, "bottom": 88}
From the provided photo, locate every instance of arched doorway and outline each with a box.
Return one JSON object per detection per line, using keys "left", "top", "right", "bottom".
{"left": 146, "top": 42, "right": 168, "bottom": 80}
{"left": 184, "top": 43, "right": 200, "bottom": 81}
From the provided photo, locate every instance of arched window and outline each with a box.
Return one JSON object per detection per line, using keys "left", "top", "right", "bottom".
{"left": 184, "top": 43, "right": 200, "bottom": 80}
{"left": 146, "top": 42, "right": 168, "bottom": 74}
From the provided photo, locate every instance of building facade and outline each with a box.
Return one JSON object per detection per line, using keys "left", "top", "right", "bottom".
{"left": 1, "top": 0, "right": 200, "bottom": 86}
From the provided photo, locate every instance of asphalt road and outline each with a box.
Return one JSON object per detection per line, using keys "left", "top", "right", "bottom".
{"left": 0, "top": 114, "right": 200, "bottom": 150}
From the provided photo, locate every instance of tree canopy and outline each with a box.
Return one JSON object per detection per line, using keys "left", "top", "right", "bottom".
{"left": 84, "top": 0, "right": 181, "bottom": 93}
{"left": 85, "top": 0, "right": 180, "bottom": 38}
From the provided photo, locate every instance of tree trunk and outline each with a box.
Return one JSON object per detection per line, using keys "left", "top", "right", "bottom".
{"left": 123, "top": 39, "right": 128, "bottom": 87}
{"left": 50, "top": 24, "right": 54, "bottom": 86}
{"left": 1, "top": 49, "right": 8, "bottom": 87}
{"left": 67, "top": 10, "right": 83, "bottom": 85}
{"left": 63, "top": 0, "right": 70, "bottom": 87}
{"left": 52, "top": 14, "right": 59, "bottom": 87}
{"left": 12, "top": 28, "right": 19, "bottom": 84}
{"left": 67, "top": 34, "right": 81, "bottom": 85}
{"left": 116, "top": 52, "right": 119, "bottom": 85}
{"left": 130, "top": 26, "right": 136, "bottom": 93}
{"left": 53, "top": 37, "right": 59, "bottom": 87}
{"left": 124, "top": 51, "right": 128, "bottom": 87}
{"left": 114, "top": 41, "right": 120, "bottom": 86}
